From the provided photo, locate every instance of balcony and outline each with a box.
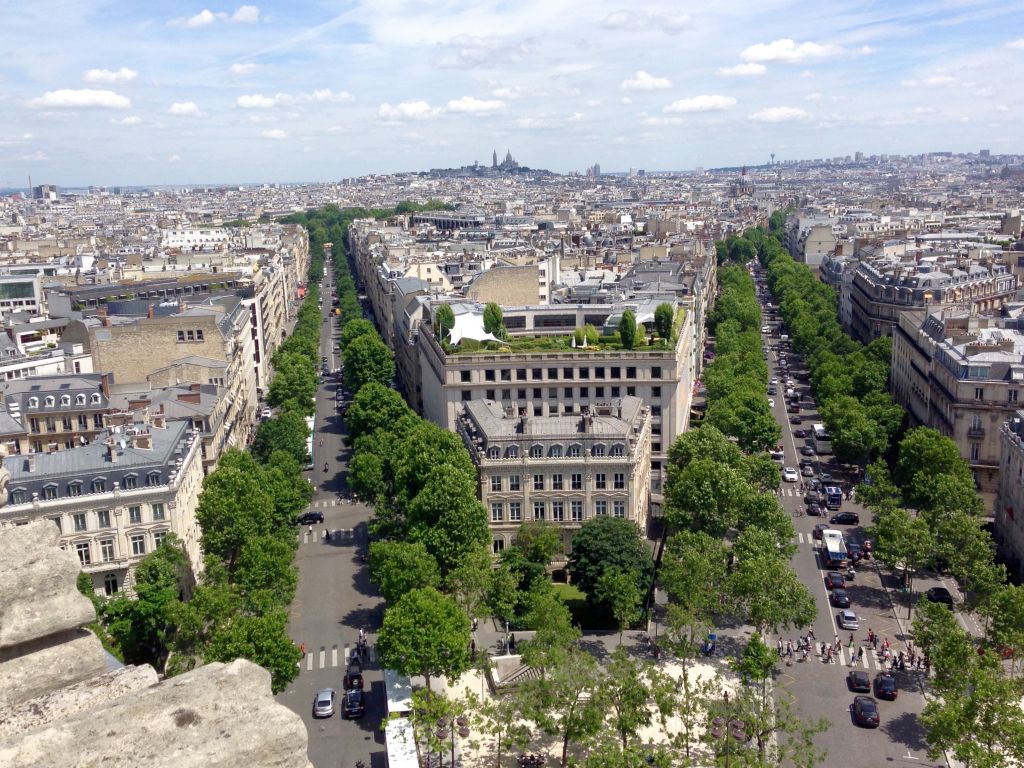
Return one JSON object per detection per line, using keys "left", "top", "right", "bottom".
{"left": 968, "top": 426, "right": 986, "bottom": 438}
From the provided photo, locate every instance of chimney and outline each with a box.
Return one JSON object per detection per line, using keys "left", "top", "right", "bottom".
{"left": 132, "top": 433, "right": 152, "bottom": 450}
{"left": 147, "top": 303, "right": 155, "bottom": 319}
{"left": 107, "top": 439, "right": 118, "bottom": 463}
{"left": 177, "top": 391, "right": 201, "bottom": 404}
{"left": 25, "top": 455, "right": 35, "bottom": 473}
{"left": 99, "top": 373, "right": 112, "bottom": 398}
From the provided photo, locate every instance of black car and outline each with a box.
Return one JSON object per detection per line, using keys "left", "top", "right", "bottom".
{"left": 847, "top": 670, "right": 870, "bottom": 693}
{"left": 846, "top": 542, "right": 864, "bottom": 561}
{"left": 805, "top": 491, "right": 823, "bottom": 505}
{"left": 924, "top": 586, "right": 955, "bottom": 609}
{"left": 852, "top": 696, "right": 880, "bottom": 728}
{"left": 806, "top": 502, "right": 822, "bottom": 516}
{"left": 830, "top": 512, "right": 860, "bottom": 526}
{"left": 341, "top": 689, "right": 365, "bottom": 719}
{"left": 768, "top": 387, "right": 778, "bottom": 395}
{"left": 793, "top": 429, "right": 807, "bottom": 438}
{"left": 789, "top": 415, "right": 802, "bottom": 424}
{"left": 831, "top": 588, "right": 851, "bottom": 608}
{"left": 343, "top": 668, "right": 364, "bottom": 690}
{"left": 813, "top": 523, "right": 829, "bottom": 540}
{"left": 800, "top": 445, "right": 816, "bottom": 456}
{"left": 297, "top": 511, "right": 324, "bottom": 525}
{"left": 825, "top": 572, "right": 845, "bottom": 590}
{"left": 874, "top": 673, "right": 898, "bottom": 700}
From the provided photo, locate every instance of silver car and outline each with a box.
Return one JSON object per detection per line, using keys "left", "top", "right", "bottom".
{"left": 313, "top": 688, "right": 336, "bottom": 718}
{"left": 837, "top": 610, "right": 859, "bottom": 630}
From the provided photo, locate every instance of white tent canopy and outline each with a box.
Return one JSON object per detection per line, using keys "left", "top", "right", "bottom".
{"left": 448, "top": 311, "right": 500, "bottom": 346}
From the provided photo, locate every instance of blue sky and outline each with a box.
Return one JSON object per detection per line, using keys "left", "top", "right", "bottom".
{"left": 2, "top": 0, "right": 1023, "bottom": 186}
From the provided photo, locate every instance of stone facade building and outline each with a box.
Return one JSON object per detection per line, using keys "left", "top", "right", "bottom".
{"left": 995, "top": 413, "right": 1024, "bottom": 583}
{"left": 457, "top": 396, "right": 651, "bottom": 561}
{"left": 0, "top": 417, "right": 205, "bottom": 596}
{"left": 0, "top": 373, "right": 114, "bottom": 455}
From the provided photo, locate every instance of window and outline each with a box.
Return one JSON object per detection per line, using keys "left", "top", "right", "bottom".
{"left": 626, "top": 367, "right": 636, "bottom": 379}
{"left": 626, "top": 386, "right": 636, "bottom": 397}
{"left": 611, "top": 386, "right": 621, "bottom": 397}
{"left": 568, "top": 445, "right": 581, "bottom": 458}
{"left": 509, "top": 502, "right": 522, "bottom": 521}
{"left": 91, "top": 393, "right": 101, "bottom": 405}
{"left": 128, "top": 505, "right": 142, "bottom": 524}
{"left": 485, "top": 389, "right": 495, "bottom": 400}
{"left": 571, "top": 473, "right": 583, "bottom": 490}
{"left": 42, "top": 485, "right": 57, "bottom": 500}
{"left": 610, "top": 444, "right": 625, "bottom": 457}
{"left": 614, "top": 473, "right": 626, "bottom": 489}
{"left": 975, "top": 387, "right": 985, "bottom": 401}
{"left": 186, "top": 330, "right": 195, "bottom": 341}
{"left": 78, "top": 414, "right": 88, "bottom": 429}
{"left": 532, "top": 368, "right": 543, "bottom": 380}
{"left": 548, "top": 368, "right": 558, "bottom": 380}
{"left": 592, "top": 445, "right": 605, "bottom": 457}
{"left": 507, "top": 446, "right": 519, "bottom": 459}
{"left": 533, "top": 388, "right": 542, "bottom": 399}
{"left": 73, "top": 513, "right": 87, "bottom": 532}
{"left": 517, "top": 389, "right": 526, "bottom": 400}
{"left": 62, "top": 417, "right": 72, "bottom": 430}
{"left": 461, "top": 390, "right": 471, "bottom": 402}
{"left": 490, "top": 476, "right": 502, "bottom": 492}
{"left": 563, "top": 368, "right": 574, "bottom": 380}
{"left": 177, "top": 330, "right": 186, "bottom": 342}
{"left": 652, "top": 405, "right": 662, "bottom": 416}
{"left": 613, "top": 500, "right": 626, "bottom": 518}
{"left": 1011, "top": 390, "right": 1019, "bottom": 403}
{"left": 595, "top": 473, "right": 607, "bottom": 489}
{"left": 509, "top": 475, "right": 521, "bottom": 491}
{"left": 76, "top": 394, "right": 86, "bottom": 406}
{"left": 103, "top": 573, "right": 118, "bottom": 596}
{"left": 970, "top": 414, "right": 983, "bottom": 431}
{"left": 27, "top": 397, "right": 38, "bottom": 409}
{"left": 516, "top": 369, "right": 527, "bottom": 381}
{"left": 492, "top": 538, "right": 505, "bottom": 554}
{"left": 533, "top": 501, "right": 546, "bottom": 520}
{"left": 93, "top": 414, "right": 103, "bottom": 428}
{"left": 130, "top": 534, "right": 146, "bottom": 556}
{"left": 92, "top": 478, "right": 106, "bottom": 493}
{"left": 548, "top": 387, "right": 557, "bottom": 399}
{"left": 11, "top": 489, "right": 26, "bottom": 504}
{"left": 564, "top": 387, "right": 573, "bottom": 399}
{"left": 75, "top": 542, "right": 92, "bottom": 566}
{"left": 595, "top": 367, "right": 605, "bottom": 379}
{"left": 549, "top": 445, "right": 562, "bottom": 458}
{"left": 460, "top": 370, "right": 471, "bottom": 382}
{"left": 580, "top": 387, "right": 589, "bottom": 399}
{"left": 67, "top": 481, "right": 82, "bottom": 497}
{"left": 97, "top": 509, "right": 111, "bottom": 528}
{"left": 154, "top": 531, "right": 167, "bottom": 548}
{"left": 652, "top": 386, "right": 661, "bottom": 398}
{"left": 29, "top": 418, "right": 39, "bottom": 434}
{"left": 45, "top": 417, "right": 56, "bottom": 433}
{"left": 970, "top": 443, "right": 980, "bottom": 461}
{"left": 123, "top": 474, "right": 139, "bottom": 489}
{"left": 530, "top": 445, "right": 543, "bottom": 458}
{"left": 60, "top": 395, "right": 71, "bottom": 407}
{"left": 595, "top": 500, "right": 608, "bottom": 516}
{"left": 611, "top": 367, "right": 621, "bottom": 379}
{"left": 49, "top": 516, "right": 62, "bottom": 533}
{"left": 146, "top": 472, "right": 161, "bottom": 486}
{"left": 552, "top": 501, "right": 564, "bottom": 521}
{"left": 551, "top": 473, "right": 563, "bottom": 490}
{"left": 596, "top": 387, "right": 605, "bottom": 398}
{"left": 485, "top": 369, "right": 495, "bottom": 382}
{"left": 652, "top": 366, "right": 662, "bottom": 378}
{"left": 100, "top": 539, "right": 114, "bottom": 563}
{"left": 501, "top": 369, "right": 511, "bottom": 381}
{"left": 533, "top": 474, "right": 545, "bottom": 491}
{"left": 501, "top": 389, "right": 511, "bottom": 400}
{"left": 571, "top": 500, "right": 583, "bottom": 522}
{"left": 491, "top": 503, "right": 504, "bottom": 522}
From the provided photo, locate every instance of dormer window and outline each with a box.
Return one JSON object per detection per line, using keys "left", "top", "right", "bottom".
{"left": 27, "top": 397, "right": 38, "bottom": 409}
{"left": 529, "top": 444, "right": 543, "bottom": 458}
{"left": 146, "top": 471, "right": 161, "bottom": 486}
{"left": 76, "top": 394, "right": 86, "bottom": 406}
{"left": 486, "top": 446, "right": 500, "bottom": 459}
{"left": 592, "top": 444, "right": 605, "bottom": 457}
{"left": 123, "top": 474, "right": 138, "bottom": 490}
{"left": 90, "top": 393, "right": 101, "bottom": 405}
{"left": 60, "top": 395, "right": 71, "bottom": 407}
{"left": 10, "top": 488, "right": 26, "bottom": 504}
{"left": 44, "top": 396, "right": 55, "bottom": 407}
{"left": 506, "top": 445, "right": 519, "bottom": 459}
{"left": 568, "top": 444, "right": 582, "bottom": 458}
{"left": 92, "top": 478, "right": 106, "bottom": 493}
{"left": 610, "top": 444, "right": 625, "bottom": 457}
{"left": 549, "top": 445, "right": 563, "bottom": 458}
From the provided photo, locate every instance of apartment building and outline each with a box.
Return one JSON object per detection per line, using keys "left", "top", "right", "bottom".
{"left": 995, "top": 413, "right": 1024, "bottom": 582}
{"left": 0, "top": 373, "right": 114, "bottom": 455}
{"left": 891, "top": 308, "right": 1024, "bottom": 492}
{"left": 457, "top": 396, "right": 651, "bottom": 562}
{"left": 0, "top": 417, "right": 205, "bottom": 596}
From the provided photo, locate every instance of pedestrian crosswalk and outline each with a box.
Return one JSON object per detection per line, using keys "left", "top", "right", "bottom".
{"left": 309, "top": 499, "right": 360, "bottom": 508}
{"left": 777, "top": 487, "right": 803, "bottom": 497}
{"left": 302, "top": 643, "right": 376, "bottom": 672}
{"left": 301, "top": 528, "right": 356, "bottom": 544}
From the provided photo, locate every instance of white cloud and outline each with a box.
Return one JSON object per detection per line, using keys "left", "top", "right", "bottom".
{"left": 83, "top": 67, "right": 138, "bottom": 84}
{"left": 664, "top": 94, "right": 736, "bottom": 113}
{"left": 185, "top": 9, "right": 217, "bottom": 27}
{"left": 600, "top": 10, "right": 691, "bottom": 34}
{"left": 642, "top": 116, "right": 685, "bottom": 126}
{"left": 231, "top": 5, "right": 260, "bottom": 23}
{"left": 805, "top": 92, "right": 823, "bottom": 101}
{"left": 749, "top": 106, "right": 810, "bottom": 122}
{"left": 741, "top": 39, "right": 839, "bottom": 63}
{"left": 491, "top": 86, "right": 523, "bottom": 99}
{"left": 901, "top": 75, "right": 958, "bottom": 87}
{"left": 585, "top": 99, "right": 601, "bottom": 107}
{"left": 230, "top": 62, "right": 257, "bottom": 75}
{"left": 446, "top": 96, "right": 505, "bottom": 114}
{"left": 119, "top": 115, "right": 142, "bottom": 125}
{"left": 168, "top": 101, "right": 204, "bottom": 117}
{"left": 1006, "top": 38, "right": 1024, "bottom": 50}
{"left": 237, "top": 90, "right": 353, "bottom": 108}
{"left": 21, "top": 151, "right": 47, "bottom": 162}
{"left": 620, "top": 70, "right": 672, "bottom": 91}
{"left": 717, "top": 63, "right": 766, "bottom": 76}
{"left": 28, "top": 89, "right": 130, "bottom": 109}
{"left": 168, "top": 154, "right": 181, "bottom": 163}
{"left": 237, "top": 93, "right": 276, "bottom": 108}
{"left": 436, "top": 35, "right": 535, "bottom": 69}
{"left": 261, "top": 128, "right": 288, "bottom": 139}
{"left": 377, "top": 100, "right": 440, "bottom": 121}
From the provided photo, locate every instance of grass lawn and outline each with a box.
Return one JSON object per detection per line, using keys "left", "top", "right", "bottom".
{"left": 553, "top": 583, "right": 613, "bottom": 630}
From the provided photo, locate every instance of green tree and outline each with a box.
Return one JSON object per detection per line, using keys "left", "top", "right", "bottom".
{"left": 259, "top": 451, "right": 314, "bottom": 528}
{"left": 728, "top": 528, "right": 816, "bottom": 633}
{"left": 267, "top": 352, "right": 316, "bottom": 415}
{"left": 232, "top": 534, "right": 298, "bottom": 609}
{"left": 514, "top": 520, "right": 563, "bottom": 565}
{"left": 981, "top": 584, "right": 1024, "bottom": 675}
{"left": 896, "top": 427, "right": 982, "bottom": 520}
{"left": 444, "top": 545, "right": 493, "bottom": 620}
{"left": 486, "top": 563, "right": 521, "bottom": 636}
{"left": 870, "top": 504, "right": 933, "bottom": 610}
{"left": 664, "top": 457, "right": 752, "bottom": 537}
{"left": 377, "top": 586, "right": 472, "bottom": 690}
{"left": 654, "top": 303, "right": 674, "bottom": 340}
{"left": 601, "top": 647, "right": 654, "bottom": 749}
{"left": 596, "top": 569, "right": 643, "bottom": 645}
{"left": 339, "top": 317, "right": 377, "bottom": 350}
{"left": 407, "top": 465, "right": 490, "bottom": 574}
{"left": 369, "top": 540, "right": 441, "bottom": 604}
{"left": 251, "top": 411, "right": 309, "bottom": 465}
{"left": 520, "top": 586, "right": 581, "bottom": 672}
{"left": 201, "top": 607, "right": 301, "bottom": 694}
{"left": 483, "top": 302, "right": 506, "bottom": 338}
{"left": 343, "top": 382, "right": 413, "bottom": 443}
{"left": 659, "top": 530, "right": 731, "bottom": 664}
{"left": 343, "top": 333, "right": 396, "bottom": 392}
{"left": 467, "top": 691, "right": 531, "bottom": 768}
{"left": 567, "top": 516, "right": 652, "bottom": 604}
{"left": 617, "top": 310, "right": 637, "bottom": 349}
{"left": 435, "top": 303, "right": 456, "bottom": 342}
{"left": 196, "top": 450, "right": 274, "bottom": 572}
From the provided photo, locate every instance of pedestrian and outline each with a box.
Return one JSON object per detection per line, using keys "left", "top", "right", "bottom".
{"left": 808, "top": 627, "right": 815, "bottom": 641}
{"left": 820, "top": 642, "right": 827, "bottom": 657}
{"left": 872, "top": 634, "right": 879, "bottom": 650}
{"left": 848, "top": 633, "right": 854, "bottom": 647}
{"left": 300, "top": 642, "right": 306, "bottom": 657}
{"left": 868, "top": 628, "right": 874, "bottom": 645}
{"left": 834, "top": 632, "right": 840, "bottom": 649}
{"left": 857, "top": 646, "right": 864, "bottom": 663}
{"left": 778, "top": 638, "right": 784, "bottom": 655}
{"left": 787, "top": 640, "right": 793, "bottom": 657}
{"left": 308, "top": 525, "right": 313, "bottom": 536}
{"left": 359, "top": 628, "right": 365, "bottom": 642}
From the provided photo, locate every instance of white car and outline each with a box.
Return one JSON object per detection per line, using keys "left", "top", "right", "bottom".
{"left": 768, "top": 399, "right": 775, "bottom": 408}
{"left": 770, "top": 377, "right": 779, "bottom": 385}
{"left": 782, "top": 467, "right": 799, "bottom": 482}
{"left": 761, "top": 325, "right": 770, "bottom": 334}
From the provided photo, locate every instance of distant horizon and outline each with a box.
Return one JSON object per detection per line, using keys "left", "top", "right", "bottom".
{"left": 3, "top": 1, "right": 1023, "bottom": 187}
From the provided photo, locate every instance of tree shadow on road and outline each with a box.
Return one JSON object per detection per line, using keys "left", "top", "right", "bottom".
{"left": 881, "top": 709, "right": 929, "bottom": 754}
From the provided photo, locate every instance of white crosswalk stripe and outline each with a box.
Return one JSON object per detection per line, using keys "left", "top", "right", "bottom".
{"left": 299, "top": 643, "right": 375, "bottom": 673}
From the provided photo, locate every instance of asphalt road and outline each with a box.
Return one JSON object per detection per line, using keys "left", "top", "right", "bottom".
{"left": 756, "top": 288, "right": 947, "bottom": 767}
{"left": 275, "top": 278, "right": 388, "bottom": 768}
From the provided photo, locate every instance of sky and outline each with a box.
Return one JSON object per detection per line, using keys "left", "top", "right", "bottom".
{"left": 2, "top": 0, "right": 1024, "bottom": 186}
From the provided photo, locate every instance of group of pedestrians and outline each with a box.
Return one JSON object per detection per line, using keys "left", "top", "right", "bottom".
{"left": 777, "top": 629, "right": 816, "bottom": 663}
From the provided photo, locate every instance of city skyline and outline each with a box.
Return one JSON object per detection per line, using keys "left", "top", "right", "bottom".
{"left": 3, "top": 0, "right": 1024, "bottom": 186}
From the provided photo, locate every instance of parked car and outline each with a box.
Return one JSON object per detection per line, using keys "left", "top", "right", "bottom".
{"left": 801, "top": 465, "right": 815, "bottom": 477}
{"left": 805, "top": 491, "right": 823, "bottom": 505}
{"left": 768, "top": 386, "right": 777, "bottom": 396}
{"left": 819, "top": 471, "right": 833, "bottom": 482}
{"left": 924, "top": 586, "right": 955, "bottom": 609}
{"left": 782, "top": 467, "right": 799, "bottom": 482}
{"left": 831, "top": 588, "right": 851, "bottom": 608}
{"left": 768, "top": 399, "right": 776, "bottom": 408}
{"left": 297, "top": 511, "right": 325, "bottom": 525}
{"left": 830, "top": 511, "right": 860, "bottom": 525}
{"left": 800, "top": 445, "right": 816, "bottom": 456}
{"left": 852, "top": 696, "right": 880, "bottom": 728}
{"left": 341, "top": 689, "right": 365, "bottom": 719}
{"left": 847, "top": 670, "right": 870, "bottom": 693}
{"left": 789, "top": 415, "right": 802, "bottom": 424}
{"left": 846, "top": 542, "right": 864, "bottom": 561}
{"left": 793, "top": 429, "right": 807, "bottom": 438}
{"left": 874, "top": 673, "right": 898, "bottom": 700}
{"left": 313, "top": 688, "right": 336, "bottom": 718}
{"left": 837, "top": 610, "right": 860, "bottom": 630}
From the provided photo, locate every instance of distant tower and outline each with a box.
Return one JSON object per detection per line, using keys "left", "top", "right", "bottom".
{"left": 770, "top": 152, "right": 775, "bottom": 166}
{"left": 492, "top": 149, "right": 498, "bottom": 168}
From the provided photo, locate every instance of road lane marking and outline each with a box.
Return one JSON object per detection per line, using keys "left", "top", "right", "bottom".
{"left": 331, "top": 645, "right": 338, "bottom": 668}
{"left": 306, "top": 651, "right": 313, "bottom": 671}
{"left": 318, "top": 647, "right": 326, "bottom": 669}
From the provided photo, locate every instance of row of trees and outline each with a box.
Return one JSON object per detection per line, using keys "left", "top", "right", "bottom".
{"left": 87, "top": 246, "right": 329, "bottom": 691}
{"left": 702, "top": 265, "right": 780, "bottom": 452}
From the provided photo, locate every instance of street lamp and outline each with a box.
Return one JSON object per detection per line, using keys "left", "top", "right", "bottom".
{"left": 436, "top": 716, "right": 471, "bottom": 767}
{"left": 707, "top": 692, "right": 747, "bottom": 768}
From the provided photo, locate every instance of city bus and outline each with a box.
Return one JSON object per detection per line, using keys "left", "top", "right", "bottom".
{"left": 303, "top": 415, "right": 315, "bottom": 470}
{"left": 812, "top": 423, "right": 833, "bottom": 455}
